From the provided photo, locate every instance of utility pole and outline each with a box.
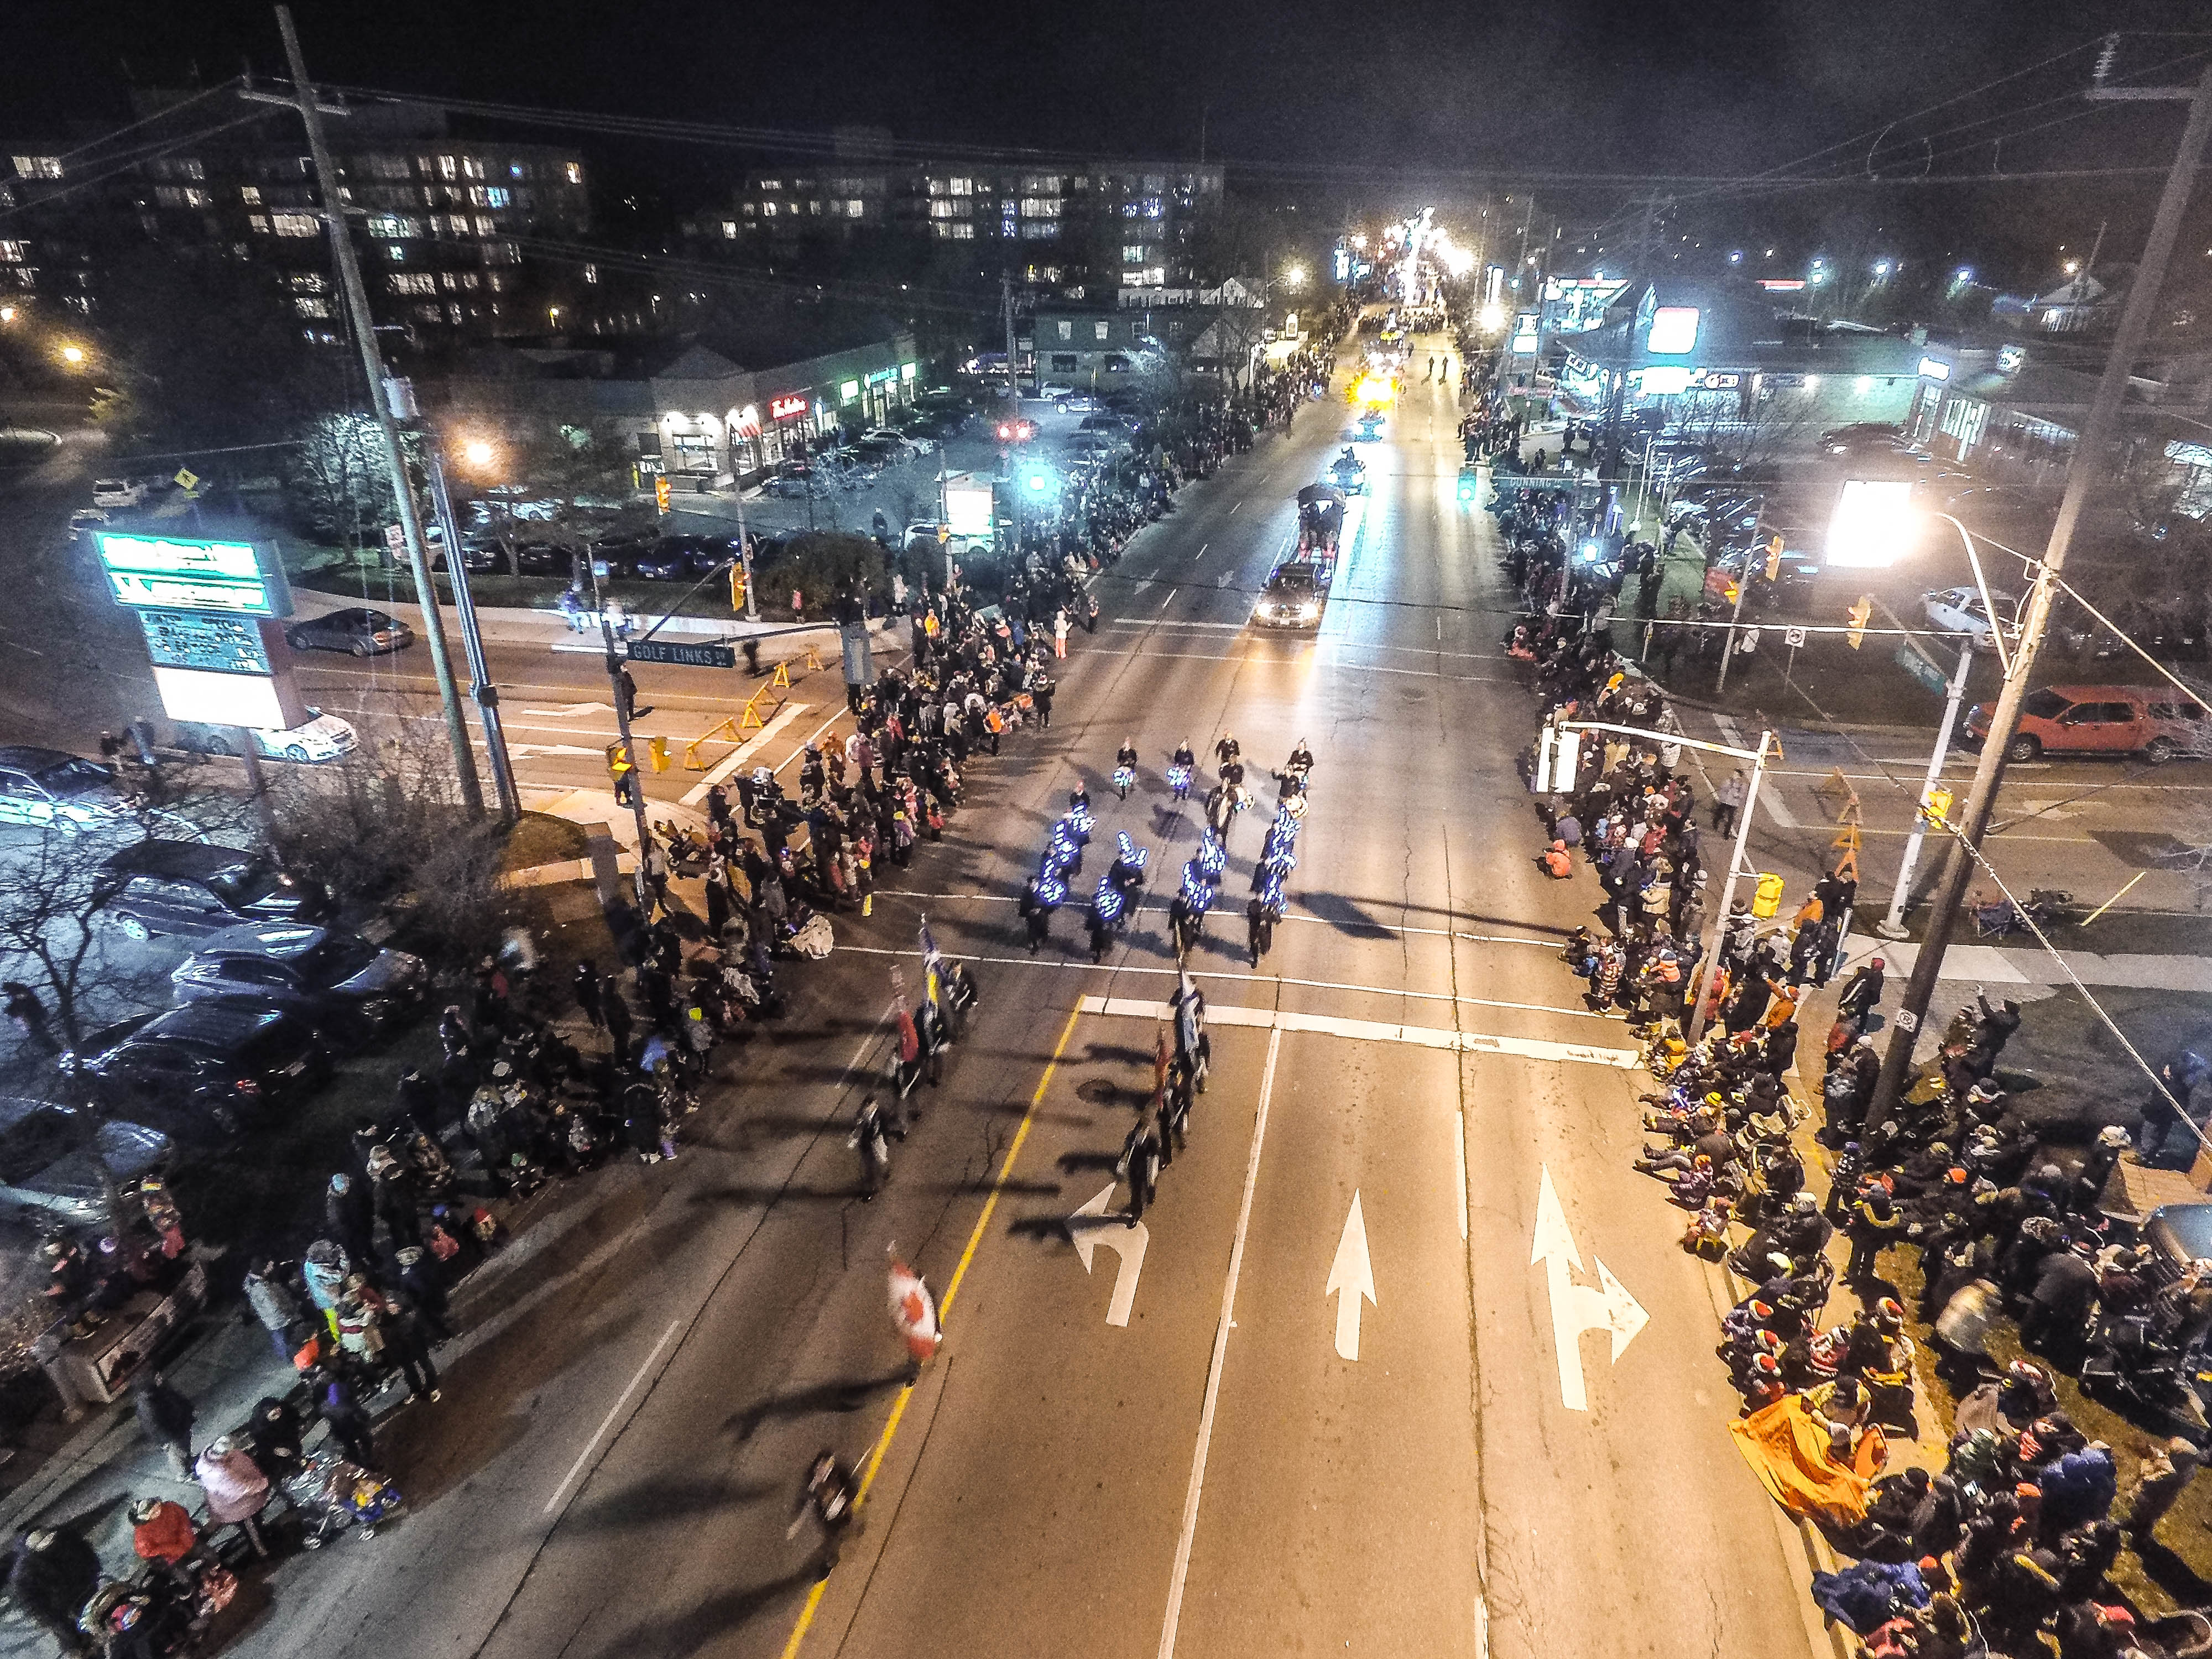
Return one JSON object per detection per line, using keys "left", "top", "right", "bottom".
{"left": 421, "top": 443, "right": 520, "bottom": 822}
{"left": 601, "top": 612, "right": 655, "bottom": 911}
{"left": 273, "top": 6, "right": 483, "bottom": 815}
{"left": 1875, "top": 641, "right": 1973, "bottom": 940}
{"left": 1866, "top": 55, "right": 2212, "bottom": 1127}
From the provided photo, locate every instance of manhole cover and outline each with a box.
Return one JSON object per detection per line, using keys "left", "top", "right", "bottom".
{"left": 1076, "top": 1079, "right": 1120, "bottom": 1105}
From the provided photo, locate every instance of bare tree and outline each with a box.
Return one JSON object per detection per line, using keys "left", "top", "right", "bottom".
{"left": 261, "top": 708, "right": 512, "bottom": 974}
{"left": 286, "top": 411, "right": 393, "bottom": 554}
{"left": 0, "top": 832, "right": 158, "bottom": 1050}
{"left": 451, "top": 416, "right": 646, "bottom": 577}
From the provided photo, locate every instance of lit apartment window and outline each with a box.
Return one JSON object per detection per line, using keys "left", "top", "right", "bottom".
{"left": 485, "top": 273, "right": 504, "bottom": 292}
{"left": 248, "top": 214, "right": 270, "bottom": 233}
{"left": 763, "top": 202, "right": 779, "bottom": 217}
{"left": 241, "top": 185, "right": 262, "bottom": 205}
{"left": 392, "top": 274, "right": 435, "bottom": 295}
{"left": 437, "top": 155, "right": 458, "bottom": 179}
{"left": 386, "top": 244, "right": 405, "bottom": 260}
{"left": 473, "top": 215, "right": 497, "bottom": 236}
{"left": 723, "top": 221, "right": 738, "bottom": 237}
{"left": 1020, "top": 222, "right": 1057, "bottom": 239}
{"left": 179, "top": 159, "right": 205, "bottom": 180}
{"left": 0, "top": 242, "right": 22, "bottom": 263}
{"left": 1094, "top": 321, "right": 1109, "bottom": 341}
{"left": 1019, "top": 197, "right": 1061, "bottom": 218}
{"left": 1123, "top": 244, "right": 1146, "bottom": 263}
{"left": 462, "top": 157, "right": 485, "bottom": 179}
{"left": 742, "top": 204, "right": 755, "bottom": 217}
{"left": 287, "top": 273, "right": 327, "bottom": 293}
{"left": 950, "top": 177, "right": 972, "bottom": 197}
{"left": 270, "top": 212, "right": 319, "bottom": 237}
{"left": 62, "top": 296, "right": 91, "bottom": 315}
{"left": 565, "top": 162, "right": 582, "bottom": 184}
{"left": 927, "top": 200, "right": 961, "bottom": 220}
{"left": 927, "top": 178, "right": 946, "bottom": 197}
{"left": 759, "top": 179, "right": 783, "bottom": 191}
{"left": 12, "top": 156, "right": 62, "bottom": 180}
{"left": 583, "top": 264, "right": 598, "bottom": 284}
{"left": 809, "top": 200, "right": 823, "bottom": 215}
{"left": 294, "top": 297, "right": 331, "bottom": 319}
{"left": 1057, "top": 320, "right": 1073, "bottom": 341}
{"left": 846, "top": 199, "right": 864, "bottom": 217}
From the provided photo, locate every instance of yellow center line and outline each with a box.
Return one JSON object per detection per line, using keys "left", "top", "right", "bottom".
{"left": 776, "top": 1001, "right": 1084, "bottom": 1659}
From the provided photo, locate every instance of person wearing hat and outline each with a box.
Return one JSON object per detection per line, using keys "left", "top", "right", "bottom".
{"left": 128, "top": 1495, "right": 202, "bottom": 1587}
{"left": 193, "top": 1436, "right": 272, "bottom": 1558}
{"left": 2022, "top": 1239, "right": 2100, "bottom": 1362}
{"left": 8, "top": 1525, "right": 101, "bottom": 1656}
{"left": 325, "top": 1173, "right": 372, "bottom": 1265}
{"left": 131, "top": 1370, "right": 195, "bottom": 1480}
{"left": 1843, "top": 1182, "right": 1903, "bottom": 1286}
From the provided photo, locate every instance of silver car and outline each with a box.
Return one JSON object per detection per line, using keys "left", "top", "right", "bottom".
{"left": 0, "top": 1097, "right": 172, "bottom": 1225}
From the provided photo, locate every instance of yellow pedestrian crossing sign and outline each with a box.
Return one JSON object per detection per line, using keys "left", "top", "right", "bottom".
{"left": 173, "top": 467, "right": 200, "bottom": 493}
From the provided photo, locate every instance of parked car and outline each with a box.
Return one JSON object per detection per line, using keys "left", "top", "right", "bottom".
{"left": 1923, "top": 585, "right": 2023, "bottom": 652}
{"left": 0, "top": 1097, "right": 172, "bottom": 1225}
{"left": 91, "top": 478, "right": 147, "bottom": 508}
{"left": 862, "top": 426, "right": 931, "bottom": 457}
{"left": 635, "top": 535, "right": 737, "bottom": 581}
{"left": 0, "top": 747, "right": 132, "bottom": 832}
{"left": 1056, "top": 393, "right": 1104, "bottom": 414}
{"left": 174, "top": 709, "right": 357, "bottom": 765}
{"left": 67, "top": 508, "right": 111, "bottom": 541}
{"left": 170, "top": 922, "right": 428, "bottom": 1040}
{"left": 1037, "top": 382, "right": 1077, "bottom": 403}
{"left": 1819, "top": 422, "right": 1906, "bottom": 457}
{"left": 430, "top": 541, "right": 504, "bottom": 575}
{"left": 591, "top": 531, "right": 653, "bottom": 577}
{"left": 852, "top": 436, "right": 904, "bottom": 467}
{"left": 97, "top": 839, "right": 327, "bottom": 941}
{"left": 1967, "top": 684, "right": 2212, "bottom": 764}
{"left": 61, "top": 1003, "right": 327, "bottom": 1137}
{"left": 512, "top": 540, "right": 571, "bottom": 577}
{"left": 284, "top": 607, "right": 414, "bottom": 656}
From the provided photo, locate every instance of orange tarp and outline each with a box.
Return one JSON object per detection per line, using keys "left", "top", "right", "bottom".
{"left": 1729, "top": 1395, "right": 1886, "bottom": 1527}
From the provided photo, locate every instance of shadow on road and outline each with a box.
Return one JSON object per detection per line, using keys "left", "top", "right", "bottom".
{"left": 723, "top": 1369, "right": 911, "bottom": 1442}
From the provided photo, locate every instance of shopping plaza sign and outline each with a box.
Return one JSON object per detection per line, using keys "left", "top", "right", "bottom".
{"left": 95, "top": 531, "right": 293, "bottom": 617}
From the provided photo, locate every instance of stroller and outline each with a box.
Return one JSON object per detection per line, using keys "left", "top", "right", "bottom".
{"left": 285, "top": 1447, "right": 404, "bottom": 1546}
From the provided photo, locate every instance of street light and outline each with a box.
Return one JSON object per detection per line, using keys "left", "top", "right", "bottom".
{"left": 1280, "top": 262, "right": 1308, "bottom": 293}
{"left": 58, "top": 343, "right": 85, "bottom": 366}
{"left": 462, "top": 437, "right": 497, "bottom": 469}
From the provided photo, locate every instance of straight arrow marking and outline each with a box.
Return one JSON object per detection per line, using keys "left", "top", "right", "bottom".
{"left": 1325, "top": 1190, "right": 1376, "bottom": 1361}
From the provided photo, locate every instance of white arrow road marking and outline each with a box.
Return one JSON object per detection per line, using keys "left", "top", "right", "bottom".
{"left": 1068, "top": 1183, "right": 1147, "bottom": 1327}
{"left": 518, "top": 701, "right": 614, "bottom": 717}
{"left": 1325, "top": 1190, "right": 1377, "bottom": 1360}
{"left": 509, "top": 743, "right": 620, "bottom": 759}
{"left": 1531, "top": 1165, "right": 1650, "bottom": 1411}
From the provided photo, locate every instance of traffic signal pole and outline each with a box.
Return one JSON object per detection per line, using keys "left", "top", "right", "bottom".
{"left": 1865, "top": 55, "right": 2212, "bottom": 1129}
{"left": 273, "top": 7, "right": 483, "bottom": 817}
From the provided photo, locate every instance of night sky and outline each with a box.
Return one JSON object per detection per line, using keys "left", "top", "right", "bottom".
{"left": 3, "top": 1, "right": 2201, "bottom": 274}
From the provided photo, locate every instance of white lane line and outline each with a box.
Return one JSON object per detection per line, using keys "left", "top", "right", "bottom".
{"left": 772, "top": 705, "right": 850, "bottom": 778}
{"left": 1194, "top": 542, "right": 1208, "bottom": 561}
{"left": 678, "top": 703, "right": 809, "bottom": 806}
{"left": 1761, "top": 789, "right": 1801, "bottom": 831}
{"left": 1455, "top": 1109, "right": 1470, "bottom": 1241}
{"left": 871, "top": 891, "right": 1559, "bottom": 949}
{"left": 544, "top": 1318, "right": 683, "bottom": 1515}
{"left": 1157, "top": 1025, "right": 1280, "bottom": 1659}
{"left": 1077, "top": 997, "right": 1641, "bottom": 1068}
{"left": 1108, "top": 619, "right": 1248, "bottom": 632}
{"left": 1229, "top": 499, "right": 1243, "bottom": 514}
{"left": 838, "top": 947, "right": 1620, "bottom": 1022}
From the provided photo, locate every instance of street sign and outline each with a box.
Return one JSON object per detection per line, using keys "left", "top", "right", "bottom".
{"left": 172, "top": 467, "right": 200, "bottom": 493}
{"left": 627, "top": 639, "right": 735, "bottom": 669}
{"left": 383, "top": 523, "right": 406, "bottom": 554}
{"left": 95, "top": 531, "right": 291, "bottom": 617}
{"left": 138, "top": 608, "right": 271, "bottom": 675}
{"left": 1894, "top": 641, "right": 1948, "bottom": 696}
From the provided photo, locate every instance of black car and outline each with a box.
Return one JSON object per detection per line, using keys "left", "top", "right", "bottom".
{"left": 591, "top": 531, "right": 653, "bottom": 578}
{"left": 1819, "top": 422, "right": 1907, "bottom": 458}
{"left": 430, "top": 541, "right": 505, "bottom": 574}
{"left": 62, "top": 1003, "right": 326, "bottom": 1137}
{"left": 1253, "top": 561, "right": 1328, "bottom": 630}
{"left": 636, "top": 535, "right": 737, "bottom": 581}
{"left": 283, "top": 607, "right": 415, "bottom": 656}
{"left": 170, "top": 922, "right": 427, "bottom": 1040}
{"left": 512, "top": 540, "right": 571, "bottom": 577}
{"left": 97, "top": 839, "right": 327, "bottom": 941}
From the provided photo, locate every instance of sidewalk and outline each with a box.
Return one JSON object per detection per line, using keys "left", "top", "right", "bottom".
{"left": 288, "top": 583, "right": 874, "bottom": 652}
{"left": 1839, "top": 930, "right": 2212, "bottom": 993}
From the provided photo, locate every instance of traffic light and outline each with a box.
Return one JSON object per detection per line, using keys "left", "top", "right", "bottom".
{"left": 1764, "top": 535, "right": 1784, "bottom": 582}
{"left": 729, "top": 564, "right": 746, "bottom": 613}
{"left": 1846, "top": 594, "right": 1872, "bottom": 649}
{"left": 647, "top": 735, "right": 670, "bottom": 771}
{"left": 654, "top": 475, "right": 670, "bottom": 513}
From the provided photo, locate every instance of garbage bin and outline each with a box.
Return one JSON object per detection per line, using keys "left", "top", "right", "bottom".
{"left": 1752, "top": 873, "right": 1785, "bottom": 919}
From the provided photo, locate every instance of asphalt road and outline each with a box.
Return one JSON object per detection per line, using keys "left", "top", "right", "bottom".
{"left": 163, "top": 346, "right": 1835, "bottom": 1659}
